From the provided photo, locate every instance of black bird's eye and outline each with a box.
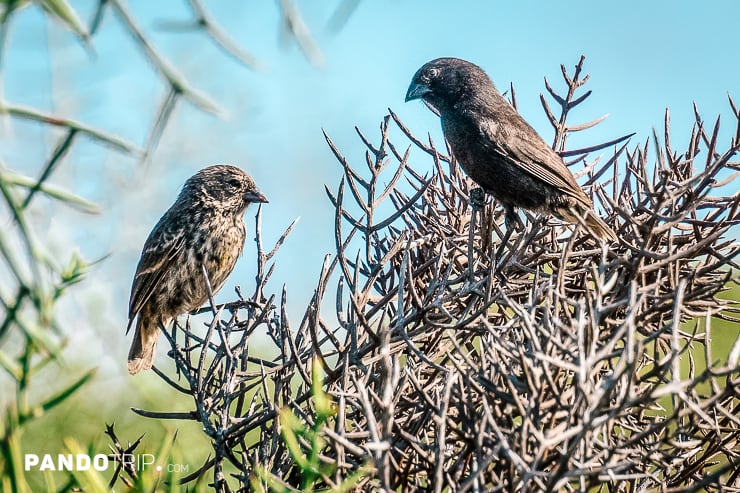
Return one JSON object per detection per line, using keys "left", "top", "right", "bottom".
{"left": 227, "top": 178, "right": 241, "bottom": 189}
{"left": 426, "top": 67, "right": 440, "bottom": 80}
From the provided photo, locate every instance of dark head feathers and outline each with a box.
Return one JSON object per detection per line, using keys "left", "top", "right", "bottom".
{"left": 406, "top": 57, "right": 498, "bottom": 114}
{"left": 177, "top": 164, "right": 268, "bottom": 214}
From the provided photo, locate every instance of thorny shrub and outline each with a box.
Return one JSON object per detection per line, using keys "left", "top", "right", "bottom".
{"left": 111, "top": 57, "right": 740, "bottom": 492}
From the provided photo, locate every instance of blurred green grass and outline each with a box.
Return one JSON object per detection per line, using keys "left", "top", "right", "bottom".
{"left": 680, "top": 279, "right": 739, "bottom": 385}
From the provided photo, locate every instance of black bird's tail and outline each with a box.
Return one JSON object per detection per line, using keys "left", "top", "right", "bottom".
{"left": 559, "top": 206, "right": 617, "bottom": 242}
{"left": 583, "top": 211, "right": 617, "bottom": 242}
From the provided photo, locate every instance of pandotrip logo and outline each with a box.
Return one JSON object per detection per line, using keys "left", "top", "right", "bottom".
{"left": 24, "top": 453, "right": 189, "bottom": 473}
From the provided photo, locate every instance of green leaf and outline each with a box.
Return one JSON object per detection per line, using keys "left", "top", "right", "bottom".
{"left": 278, "top": 408, "right": 309, "bottom": 469}
{"left": 250, "top": 464, "right": 297, "bottom": 493}
{"left": 0, "top": 350, "right": 21, "bottom": 380}
{"left": 33, "top": 0, "right": 89, "bottom": 42}
{"left": 19, "top": 369, "right": 95, "bottom": 424}
{"left": 0, "top": 101, "right": 141, "bottom": 155}
{"left": 311, "top": 358, "right": 334, "bottom": 419}
{"left": 0, "top": 169, "right": 100, "bottom": 214}
{"left": 2, "top": 419, "right": 32, "bottom": 493}
{"left": 40, "top": 369, "right": 95, "bottom": 413}
{"left": 0, "top": 0, "right": 30, "bottom": 18}
{"left": 155, "top": 429, "right": 181, "bottom": 488}
{"left": 63, "top": 438, "right": 110, "bottom": 493}
{"left": 58, "top": 252, "right": 93, "bottom": 288}
{"left": 15, "top": 318, "right": 64, "bottom": 363}
{"left": 332, "top": 467, "right": 370, "bottom": 492}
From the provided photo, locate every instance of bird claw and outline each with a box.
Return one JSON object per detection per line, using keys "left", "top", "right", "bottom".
{"left": 494, "top": 253, "right": 509, "bottom": 273}
{"left": 350, "top": 353, "right": 368, "bottom": 373}
{"left": 469, "top": 187, "right": 486, "bottom": 211}
{"left": 493, "top": 243, "right": 514, "bottom": 277}
{"left": 503, "top": 205, "right": 524, "bottom": 232}
{"left": 492, "top": 264, "right": 509, "bottom": 284}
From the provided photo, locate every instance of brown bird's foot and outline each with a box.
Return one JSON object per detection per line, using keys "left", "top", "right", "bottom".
{"left": 469, "top": 187, "right": 486, "bottom": 211}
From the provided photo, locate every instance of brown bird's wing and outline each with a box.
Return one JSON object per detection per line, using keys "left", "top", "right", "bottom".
{"left": 476, "top": 109, "right": 593, "bottom": 208}
{"left": 126, "top": 224, "right": 187, "bottom": 333}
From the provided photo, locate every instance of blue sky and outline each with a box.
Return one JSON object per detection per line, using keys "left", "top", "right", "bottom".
{"left": 1, "top": 0, "right": 738, "bottom": 380}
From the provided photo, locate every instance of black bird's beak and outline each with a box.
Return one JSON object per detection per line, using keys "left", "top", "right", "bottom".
{"left": 405, "top": 81, "right": 431, "bottom": 102}
{"left": 245, "top": 190, "right": 269, "bottom": 203}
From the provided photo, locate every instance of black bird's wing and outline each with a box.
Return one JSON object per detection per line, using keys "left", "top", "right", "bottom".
{"left": 126, "top": 218, "right": 187, "bottom": 333}
{"left": 476, "top": 107, "right": 592, "bottom": 207}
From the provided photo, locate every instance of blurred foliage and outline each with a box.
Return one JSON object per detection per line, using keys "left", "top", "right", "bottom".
{"left": 0, "top": 152, "right": 100, "bottom": 492}
{"left": 251, "top": 360, "right": 368, "bottom": 493}
{"left": 0, "top": 0, "right": 336, "bottom": 491}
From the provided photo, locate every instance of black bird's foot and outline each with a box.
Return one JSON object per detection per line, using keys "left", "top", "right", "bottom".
{"left": 503, "top": 205, "right": 524, "bottom": 232}
{"left": 493, "top": 241, "right": 513, "bottom": 277}
{"left": 350, "top": 352, "right": 369, "bottom": 373}
{"left": 469, "top": 187, "right": 486, "bottom": 211}
{"left": 494, "top": 250, "right": 511, "bottom": 273}
{"left": 493, "top": 262, "right": 509, "bottom": 284}
{"left": 492, "top": 223, "right": 515, "bottom": 278}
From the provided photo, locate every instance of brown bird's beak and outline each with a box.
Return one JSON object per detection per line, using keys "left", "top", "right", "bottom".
{"left": 405, "top": 81, "right": 431, "bottom": 102}
{"left": 245, "top": 190, "right": 269, "bottom": 203}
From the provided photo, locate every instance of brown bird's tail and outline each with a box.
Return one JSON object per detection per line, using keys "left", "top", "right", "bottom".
{"left": 127, "top": 318, "right": 159, "bottom": 374}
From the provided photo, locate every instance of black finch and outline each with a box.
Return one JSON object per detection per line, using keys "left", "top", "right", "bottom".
{"left": 126, "top": 164, "right": 268, "bottom": 375}
{"left": 405, "top": 57, "right": 616, "bottom": 242}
